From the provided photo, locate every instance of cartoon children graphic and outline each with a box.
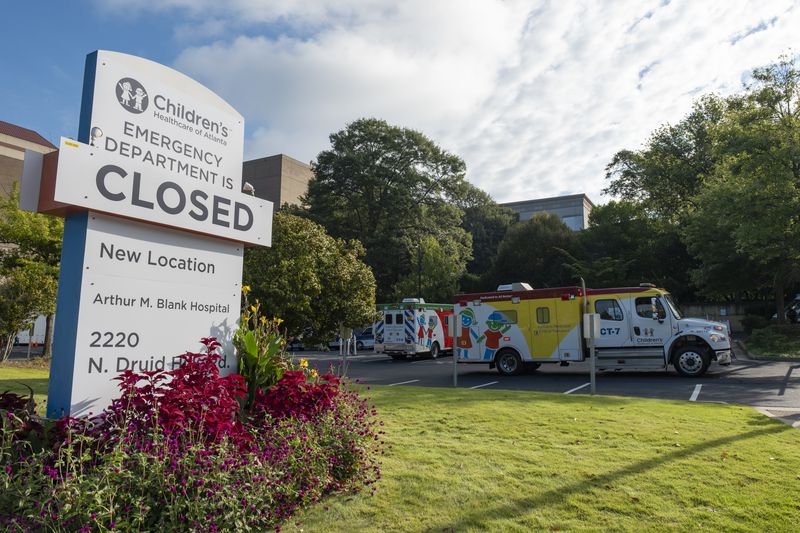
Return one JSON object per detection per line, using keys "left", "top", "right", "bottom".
{"left": 118, "top": 81, "right": 133, "bottom": 107}
{"left": 477, "top": 312, "right": 511, "bottom": 361}
{"left": 133, "top": 87, "right": 147, "bottom": 111}
{"left": 426, "top": 315, "right": 437, "bottom": 347}
{"left": 456, "top": 308, "right": 480, "bottom": 360}
{"left": 416, "top": 311, "right": 426, "bottom": 348}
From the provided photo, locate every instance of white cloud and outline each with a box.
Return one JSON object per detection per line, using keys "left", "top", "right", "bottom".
{"left": 99, "top": 0, "right": 800, "bottom": 204}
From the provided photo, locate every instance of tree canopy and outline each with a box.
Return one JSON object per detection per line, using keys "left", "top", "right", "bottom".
{"left": 603, "top": 55, "right": 800, "bottom": 314}
{"left": 301, "top": 118, "right": 473, "bottom": 302}
{"left": 684, "top": 56, "right": 800, "bottom": 315}
{"left": 0, "top": 187, "right": 62, "bottom": 358}
{"left": 487, "top": 213, "right": 578, "bottom": 289}
{"left": 243, "top": 212, "right": 376, "bottom": 343}
{"left": 604, "top": 95, "right": 725, "bottom": 222}
{"left": 571, "top": 201, "right": 696, "bottom": 300}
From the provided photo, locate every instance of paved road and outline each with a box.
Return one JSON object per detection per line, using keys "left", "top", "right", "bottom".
{"left": 292, "top": 347, "right": 800, "bottom": 410}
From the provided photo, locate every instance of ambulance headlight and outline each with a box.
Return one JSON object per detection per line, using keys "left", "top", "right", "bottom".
{"left": 709, "top": 334, "right": 726, "bottom": 343}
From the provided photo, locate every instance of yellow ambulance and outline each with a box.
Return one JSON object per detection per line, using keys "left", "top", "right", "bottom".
{"left": 453, "top": 283, "right": 732, "bottom": 377}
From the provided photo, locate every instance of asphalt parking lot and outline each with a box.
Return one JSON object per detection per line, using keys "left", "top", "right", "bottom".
{"left": 294, "top": 346, "right": 800, "bottom": 415}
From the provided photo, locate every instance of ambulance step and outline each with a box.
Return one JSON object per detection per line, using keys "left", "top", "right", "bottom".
{"left": 595, "top": 348, "right": 665, "bottom": 369}
{"left": 594, "top": 359, "right": 667, "bottom": 370}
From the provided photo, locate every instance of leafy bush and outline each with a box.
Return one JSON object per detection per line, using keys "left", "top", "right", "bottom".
{"left": 741, "top": 314, "right": 769, "bottom": 334}
{"left": 0, "top": 339, "right": 383, "bottom": 531}
{"left": 746, "top": 324, "right": 800, "bottom": 357}
{"left": 233, "top": 286, "right": 291, "bottom": 412}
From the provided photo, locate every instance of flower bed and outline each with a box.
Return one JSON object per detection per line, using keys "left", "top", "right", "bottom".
{"left": 0, "top": 338, "right": 383, "bottom": 532}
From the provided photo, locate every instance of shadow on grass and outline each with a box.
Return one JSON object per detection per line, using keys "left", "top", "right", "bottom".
{"left": 424, "top": 423, "right": 790, "bottom": 532}
{"left": 0, "top": 378, "right": 49, "bottom": 397}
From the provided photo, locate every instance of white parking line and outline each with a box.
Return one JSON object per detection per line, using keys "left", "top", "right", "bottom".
{"left": 690, "top": 384, "right": 703, "bottom": 402}
{"left": 388, "top": 379, "right": 420, "bottom": 386}
{"left": 470, "top": 381, "right": 498, "bottom": 390}
{"left": 564, "top": 382, "right": 591, "bottom": 394}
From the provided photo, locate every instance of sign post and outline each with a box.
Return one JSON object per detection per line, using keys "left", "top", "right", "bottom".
{"left": 30, "top": 51, "right": 272, "bottom": 418}
{"left": 583, "top": 313, "right": 600, "bottom": 395}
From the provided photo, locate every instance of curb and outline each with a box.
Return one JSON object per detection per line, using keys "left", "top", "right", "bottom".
{"left": 753, "top": 406, "right": 800, "bottom": 429}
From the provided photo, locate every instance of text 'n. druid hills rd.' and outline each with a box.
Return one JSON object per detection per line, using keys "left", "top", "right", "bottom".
{"left": 291, "top": 348, "right": 800, "bottom": 412}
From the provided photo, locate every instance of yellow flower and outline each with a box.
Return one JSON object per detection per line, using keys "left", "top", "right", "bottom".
{"left": 242, "top": 285, "right": 251, "bottom": 295}
{"left": 250, "top": 305, "right": 257, "bottom": 313}
{"left": 310, "top": 369, "right": 318, "bottom": 378}
{"left": 299, "top": 358, "right": 309, "bottom": 368}
{"left": 259, "top": 316, "right": 267, "bottom": 325}
{"left": 273, "top": 317, "right": 284, "bottom": 326}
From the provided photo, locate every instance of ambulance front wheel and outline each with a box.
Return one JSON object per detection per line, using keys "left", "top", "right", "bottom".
{"left": 430, "top": 342, "right": 440, "bottom": 359}
{"left": 673, "top": 347, "right": 710, "bottom": 377}
{"left": 356, "top": 341, "right": 364, "bottom": 350}
{"left": 496, "top": 349, "right": 522, "bottom": 376}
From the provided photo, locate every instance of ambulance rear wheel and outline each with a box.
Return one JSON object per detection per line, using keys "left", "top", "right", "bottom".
{"left": 430, "top": 342, "right": 440, "bottom": 359}
{"left": 496, "top": 349, "right": 522, "bottom": 376}
{"left": 673, "top": 347, "right": 710, "bottom": 377}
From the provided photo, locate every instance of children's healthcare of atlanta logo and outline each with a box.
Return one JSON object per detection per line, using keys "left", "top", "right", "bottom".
{"left": 116, "top": 77, "right": 148, "bottom": 114}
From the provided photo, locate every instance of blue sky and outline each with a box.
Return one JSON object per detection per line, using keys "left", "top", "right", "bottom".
{"left": 2, "top": 1, "right": 797, "bottom": 203}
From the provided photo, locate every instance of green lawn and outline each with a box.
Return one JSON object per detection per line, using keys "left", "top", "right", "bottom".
{"left": 0, "top": 364, "right": 49, "bottom": 412}
{"left": 289, "top": 386, "right": 800, "bottom": 532}
{"left": 3, "top": 366, "right": 799, "bottom": 531}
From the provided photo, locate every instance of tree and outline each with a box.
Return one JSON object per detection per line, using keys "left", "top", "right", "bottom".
{"left": 685, "top": 56, "right": 800, "bottom": 318}
{"left": 0, "top": 260, "right": 58, "bottom": 360}
{"left": 301, "top": 118, "right": 472, "bottom": 302}
{"left": 243, "top": 212, "right": 376, "bottom": 342}
{"left": 572, "top": 201, "right": 697, "bottom": 299}
{"left": 604, "top": 95, "right": 726, "bottom": 222}
{"left": 447, "top": 181, "right": 517, "bottom": 286}
{"left": 487, "top": 214, "right": 578, "bottom": 289}
{"left": 391, "top": 235, "right": 465, "bottom": 302}
{"left": 0, "top": 186, "right": 62, "bottom": 357}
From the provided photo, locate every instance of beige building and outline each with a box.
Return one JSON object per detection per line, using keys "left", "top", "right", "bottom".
{"left": 0, "top": 120, "right": 57, "bottom": 198}
{"left": 242, "top": 154, "right": 313, "bottom": 207}
{"left": 501, "top": 193, "right": 595, "bottom": 231}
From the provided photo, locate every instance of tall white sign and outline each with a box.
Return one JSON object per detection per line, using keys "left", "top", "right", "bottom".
{"left": 66, "top": 214, "right": 242, "bottom": 416}
{"left": 87, "top": 50, "right": 244, "bottom": 192}
{"left": 46, "top": 51, "right": 271, "bottom": 418}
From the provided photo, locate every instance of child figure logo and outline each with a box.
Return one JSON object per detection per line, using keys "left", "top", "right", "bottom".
{"left": 116, "top": 78, "right": 148, "bottom": 113}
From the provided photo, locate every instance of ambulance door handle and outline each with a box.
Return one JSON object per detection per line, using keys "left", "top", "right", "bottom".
{"left": 634, "top": 326, "right": 641, "bottom": 336}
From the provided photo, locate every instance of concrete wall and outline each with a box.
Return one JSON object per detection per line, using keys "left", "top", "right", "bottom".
{"left": 501, "top": 193, "right": 595, "bottom": 230}
{"left": 242, "top": 154, "right": 313, "bottom": 207}
{"left": 0, "top": 129, "right": 57, "bottom": 198}
{"left": 681, "top": 302, "right": 748, "bottom": 332}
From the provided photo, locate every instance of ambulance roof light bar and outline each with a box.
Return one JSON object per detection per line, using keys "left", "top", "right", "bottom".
{"left": 497, "top": 282, "right": 533, "bottom": 292}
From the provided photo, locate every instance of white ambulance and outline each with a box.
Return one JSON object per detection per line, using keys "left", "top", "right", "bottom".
{"left": 374, "top": 298, "right": 454, "bottom": 359}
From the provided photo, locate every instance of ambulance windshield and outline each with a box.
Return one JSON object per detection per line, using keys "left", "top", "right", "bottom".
{"left": 664, "top": 294, "right": 683, "bottom": 319}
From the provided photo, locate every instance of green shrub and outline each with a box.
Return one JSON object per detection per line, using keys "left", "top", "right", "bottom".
{"left": 746, "top": 324, "right": 800, "bottom": 357}
{"left": 741, "top": 314, "right": 769, "bottom": 334}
